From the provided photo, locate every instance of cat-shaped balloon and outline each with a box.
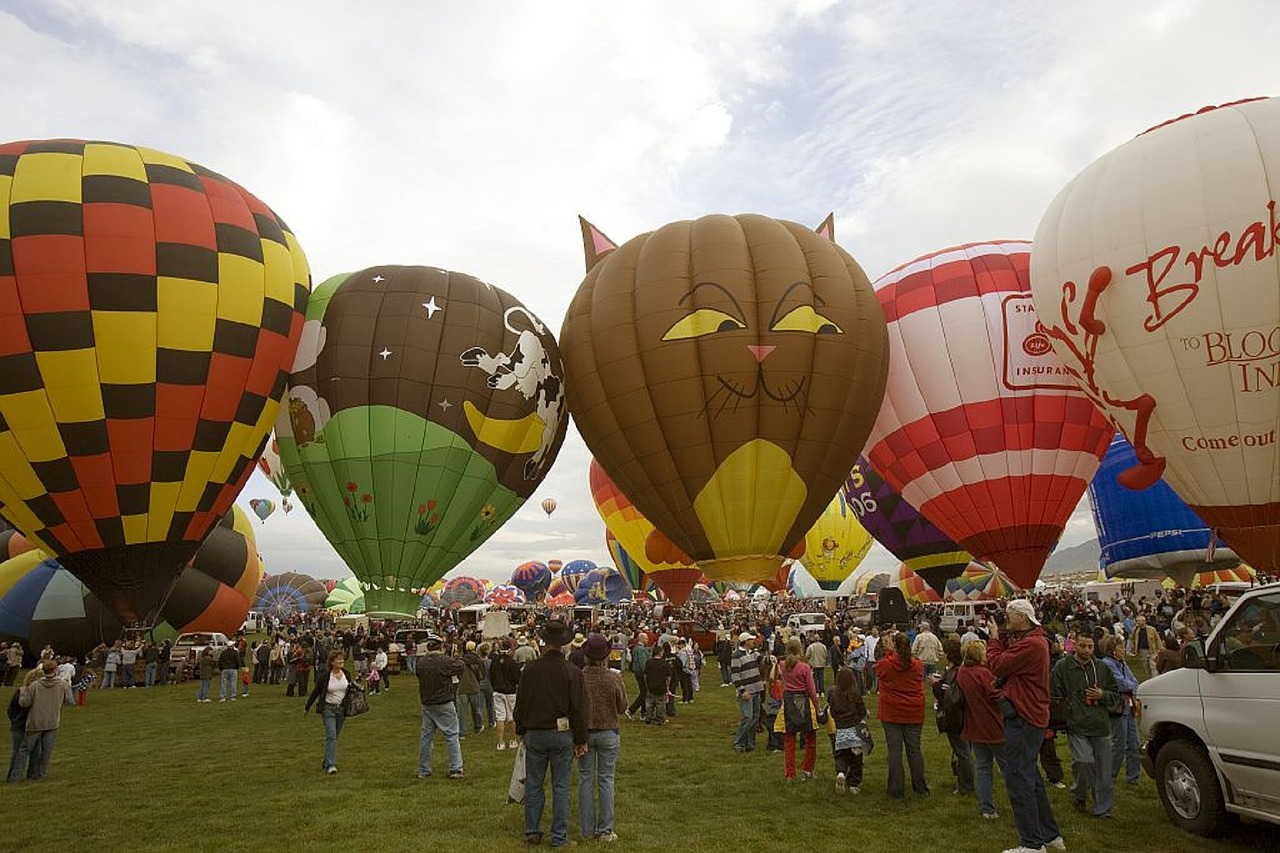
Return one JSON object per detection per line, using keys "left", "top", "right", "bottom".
{"left": 561, "top": 214, "right": 889, "bottom": 583}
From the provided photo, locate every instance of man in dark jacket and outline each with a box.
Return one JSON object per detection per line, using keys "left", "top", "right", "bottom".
{"left": 1051, "top": 633, "right": 1120, "bottom": 818}
{"left": 489, "top": 638, "right": 522, "bottom": 750}
{"left": 987, "top": 599, "right": 1065, "bottom": 853}
{"left": 514, "top": 620, "right": 586, "bottom": 848}
{"left": 417, "top": 635, "right": 464, "bottom": 779}
{"left": 217, "top": 644, "right": 241, "bottom": 702}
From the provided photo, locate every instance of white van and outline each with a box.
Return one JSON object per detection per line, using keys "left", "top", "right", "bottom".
{"left": 240, "top": 610, "right": 262, "bottom": 633}
{"left": 1139, "top": 582, "right": 1280, "bottom": 836}
{"left": 938, "top": 602, "right": 992, "bottom": 634}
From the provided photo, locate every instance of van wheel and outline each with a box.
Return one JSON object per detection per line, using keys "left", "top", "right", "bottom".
{"left": 1154, "top": 739, "right": 1234, "bottom": 837}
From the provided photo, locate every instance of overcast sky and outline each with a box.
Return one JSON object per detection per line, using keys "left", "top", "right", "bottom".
{"left": 5, "top": 1, "right": 1276, "bottom": 589}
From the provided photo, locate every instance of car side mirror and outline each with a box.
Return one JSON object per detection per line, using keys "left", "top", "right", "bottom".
{"left": 1183, "top": 640, "right": 1207, "bottom": 671}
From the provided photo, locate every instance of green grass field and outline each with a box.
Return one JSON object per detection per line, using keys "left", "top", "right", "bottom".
{"left": 3, "top": 668, "right": 1268, "bottom": 852}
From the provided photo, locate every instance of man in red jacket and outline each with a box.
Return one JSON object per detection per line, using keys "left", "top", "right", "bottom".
{"left": 986, "top": 599, "right": 1064, "bottom": 853}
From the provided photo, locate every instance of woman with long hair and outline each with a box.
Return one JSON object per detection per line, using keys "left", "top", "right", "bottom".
{"left": 305, "top": 649, "right": 352, "bottom": 775}
{"left": 780, "top": 636, "right": 821, "bottom": 782}
{"left": 827, "top": 666, "right": 868, "bottom": 794}
{"left": 873, "top": 631, "right": 928, "bottom": 798}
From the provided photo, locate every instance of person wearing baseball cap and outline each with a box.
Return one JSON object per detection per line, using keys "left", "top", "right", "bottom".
{"left": 513, "top": 619, "right": 586, "bottom": 847}
{"left": 729, "top": 631, "right": 763, "bottom": 753}
{"left": 578, "top": 633, "right": 626, "bottom": 842}
{"left": 987, "top": 599, "right": 1064, "bottom": 853}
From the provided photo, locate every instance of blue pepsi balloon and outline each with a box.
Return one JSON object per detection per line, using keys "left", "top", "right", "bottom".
{"left": 1088, "top": 434, "right": 1241, "bottom": 587}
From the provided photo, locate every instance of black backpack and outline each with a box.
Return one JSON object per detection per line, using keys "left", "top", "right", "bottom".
{"left": 933, "top": 668, "right": 965, "bottom": 734}
{"left": 8, "top": 689, "right": 29, "bottom": 727}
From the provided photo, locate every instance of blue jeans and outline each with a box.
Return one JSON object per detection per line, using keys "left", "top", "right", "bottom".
{"left": 971, "top": 741, "right": 1007, "bottom": 815}
{"left": 321, "top": 703, "right": 345, "bottom": 770}
{"left": 882, "top": 721, "right": 928, "bottom": 797}
{"left": 7, "top": 729, "right": 55, "bottom": 782}
{"left": 578, "top": 729, "right": 620, "bottom": 837}
{"left": 1002, "top": 713, "right": 1061, "bottom": 849}
{"left": 419, "top": 702, "right": 462, "bottom": 775}
{"left": 144, "top": 662, "right": 157, "bottom": 687}
{"left": 734, "top": 692, "right": 760, "bottom": 751}
{"left": 524, "top": 728, "right": 573, "bottom": 845}
{"left": 220, "top": 668, "right": 237, "bottom": 699}
{"left": 1111, "top": 712, "right": 1140, "bottom": 784}
{"left": 198, "top": 678, "right": 211, "bottom": 701}
{"left": 102, "top": 669, "right": 116, "bottom": 689}
{"left": 121, "top": 663, "right": 134, "bottom": 687}
{"left": 480, "top": 685, "right": 495, "bottom": 727}
{"left": 1068, "top": 732, "right": 1114, "bottom": 816}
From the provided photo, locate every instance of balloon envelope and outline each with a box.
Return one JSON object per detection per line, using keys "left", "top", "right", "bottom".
{"left": 540, "top": 498, "right": 557, "bottom": 517}
{"left": 573, "top": 567, "right": 632, "bottom": 605}
{"left": 801, "top": 489, "right": 873, "bottom": 591}
{"left": 510, "top": 561, "right": 552, "bottom": 601}
{"left": 276, "top": 266, "right": 568, "bottom": 616}
{"left": 0, "top": 139, "right": 310, "bottom": 623}
{"left": 256, "top": 433, "right": 292, "bottom": 496}
{"left": 844, "top": 458, "right": 971, "bottom": 595}
{"left": 1088, "top": 433, "right": 1241, "bottom": 587}
{"left": 249, "top": 498, "right": 276, "bottom": 522}
{"left": 865, "top": 242, "right": 1111, "bottom": 589}
{"left": 254, "top": 572, "right": 327, "bottom": 618}
{"left": 562, "top": 215, "right": 889, "bottom": 583}
{"left": 1030, "top": 97, "right": 1280, "bottom": 571}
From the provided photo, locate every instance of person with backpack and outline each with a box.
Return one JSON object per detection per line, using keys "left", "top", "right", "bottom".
{"left": 827, "top": 666, "right": 868, "bottom": 794}
{"left": 456, "top": 641, "right": 486, "bottom": 735}
{"left": 933, "top": 638, "right": 973, "bottom": 797}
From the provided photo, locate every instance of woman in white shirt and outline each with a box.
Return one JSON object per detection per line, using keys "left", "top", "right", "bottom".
{"left": 305, "top": 650, "right": 352, "bottom": 774}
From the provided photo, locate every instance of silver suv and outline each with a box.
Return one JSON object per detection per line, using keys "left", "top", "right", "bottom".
{"left": 1138, "top": 582, "right": 1280, "bottom": 837}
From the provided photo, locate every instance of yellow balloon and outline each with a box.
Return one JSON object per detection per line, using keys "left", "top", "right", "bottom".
{"left": 802, "top": 490, "right": 873, "bottom": 591}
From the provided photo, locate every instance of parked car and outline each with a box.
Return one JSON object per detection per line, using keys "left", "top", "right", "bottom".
{"left": 786, "top": 612, "right": 828, "bottom": 639}
{"left": 1138, "top": 582, "right": 1280, "bottom": 837}
{"left": 170, "top": 631, "right": 232, "bottom": 676}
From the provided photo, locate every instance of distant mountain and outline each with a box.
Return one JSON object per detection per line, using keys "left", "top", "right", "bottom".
{"left": 1042, "top": 538, "right": 1101, "bottom": 575}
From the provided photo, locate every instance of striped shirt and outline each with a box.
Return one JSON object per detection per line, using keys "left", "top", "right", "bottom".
{"left": 730, "top": 647, "right": 764, "bottom": 695}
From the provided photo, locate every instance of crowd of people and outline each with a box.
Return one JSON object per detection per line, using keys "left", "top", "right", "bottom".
{"left": 4, "top": 574, "right": 1274, "bottom": 850}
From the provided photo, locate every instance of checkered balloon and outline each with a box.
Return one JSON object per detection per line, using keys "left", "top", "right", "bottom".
{"left": 0, "top": 140, "right": 310, "bottom": 623}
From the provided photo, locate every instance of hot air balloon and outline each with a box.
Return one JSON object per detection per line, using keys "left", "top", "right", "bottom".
{"left": 1161, "top": 565, "right": 1258, "bottom": 589}
{"left": 257, "top": 432, "right": 292, "bottom": 496}
{"left": 801, "top": 489, "right": 874, "bottom": 592}
{"left": 561, "top": 215, "right": 889, "bottom": 584}
{"left": 0, "top": 140, "right": 310, "bottom": 624}
{"left": 254, "top": 572, "right": 328, "bottom": 618}
{"left": 541, "top": 498, "right": 557, "bottom": 518}
{"left": 589, "top": 458, "right": 707, "bottom": 607}
{"left": 0, "top": 552, "right": 125, "bottom": 656}
{"left": 441, "top": 575, "right": 485, "bottom": 608}
{"left": 686, "top": 584, "right": 718, "bottom": 604}
{"left": 894, "top": 564, "right": 943, "bottom": 603}
{"left": 161, "top": 504, "right": 264, "bottom": 634}
{"left": 944, "top": 562, "right": 1019, "bottom": 601}
{"left": 864, "top": 242, "right": 1112, "bottom": 589}
{"left": 605, "top": 530, "right": 645, "bottom": 593}
{"left": 277, "top": 262, "right": 568, "bottom": 614}
{"left": 485, "top": 583, "right": 527, "bottom": 607}
{"left": 1088, "top": 433, "right": 1242, "bottom": 588}
{"left": 249, "top": 498, "right": 276, "bottom": 523}
{"left": 281, "top": 497, "right": 293, "bottom": 515}
{"left": 1030, "top": 97, "right": 1280, "bottom": 572}
{"left": 325, "top": 576, "right": 365, "bottom": 613}
{"left": 510, "top": 560, "right": 552, "bottom": 601}
{"left": 844, "top": 458, "right": 971, "bottom": 596}
{"left": 558, "top": 560, "right": 595, "bottom": 597}
{"left": 275, "top": 265, "right": 568, "bottom": 617}
{"left": 574, "top": 567, "right": 632, "bottom": 605}
{"left": 547, "top": 559, "right": 563, "bottom": 574}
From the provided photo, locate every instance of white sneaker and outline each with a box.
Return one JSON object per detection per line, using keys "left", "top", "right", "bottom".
{"left": 835, "top": 772, "right": 846, "bottom": 793}
{"left": 508, "top": 740, "right": 519, "bottom": 749}
{"left": 848, "top": 786, "right": 860, "bottom": 794}
{"left": 1001, "top": 847, "right": 1046, "bottom": 853}
{"left": 497, "top": 742, "right": 506, "bottom": 750}
{"left": 1046, "top": 838, "right": 1066, "bottom": 851}
{"left": 981, "top": 812, "right": 1000, "bottom": 820}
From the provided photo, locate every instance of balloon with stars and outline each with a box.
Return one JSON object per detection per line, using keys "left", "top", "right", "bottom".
{"left": 275, "top": 265, "right": 569, "bottom": 617}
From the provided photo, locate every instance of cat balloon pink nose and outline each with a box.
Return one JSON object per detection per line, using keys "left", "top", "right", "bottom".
{"left": 747, "top": 344, "right": 776, "bottom": 362}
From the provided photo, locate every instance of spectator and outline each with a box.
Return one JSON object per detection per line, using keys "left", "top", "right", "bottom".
{"left": 196, "top": 647, "right": 215, "bottom": 703}
{"left": 217, "top": 643, "right": 240, "bottom": 702}
{"left": 729, "top": 632, "right": 762, "bottom": 752}
{"left": 643, "top": 643, "right": 670, "bottom": 727}
{"left": 1126, "top": 615, "right": 1160, "bottom": 678}
{"left": 805, "top": 635, "right": 829, "bottom": 693}
{"left": 456, "top": 641, "right": 485, "bottom": 735}
{"left": 7, "top": 660, "right": 73, "bottom": 783}
{"left": 490, "top": 638, "right": 522, "bottom": 750}
{"left": 986, "top": 599, "right": 1065, "bottom": 853}
{"left": 578, "top": 633, "right": 626, "bottom": 843}
{"left": 956, "top": 639, "right": 1006, "bottom": 819}
{"left": 514, "top": 620, "right": 586, "bottom": 848}
{"left": 1099, "top": 635, "right": 1141, "bottom": 787}
{"left": 780, "top": 636, "right": 821, "bottom": 783}
{"left": 625, "top": 634, "right": 650, "bottom": 720}
{"left": 305, "top": 649, "right": 352, "bottom": 774}
{"left": 417, "top": 634, "right": 464, "bottom": 779}
{"left": 933, "top": 637, "right": 973, "bottom": 797}
{"left": 826, "top": 666, "right": 868, "bottom": 795}
{"left": 119, "top": 641, "right": 138, "bottom": 688}
{"left": 912, "top": 622, "right": 942, "bottom": 678}
{"left": 874, "top": 632, "right": 929, "bottom": 799}
{"left": 1051, "top": 633, "right": 1120, "bottom": 819}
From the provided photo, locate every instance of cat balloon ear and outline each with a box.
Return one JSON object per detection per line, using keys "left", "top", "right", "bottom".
{"left": 815, "top": 213, "right": 835, "bottom": 242}
{"left": 580, "top": 217, "right": 619, "bottom": 272}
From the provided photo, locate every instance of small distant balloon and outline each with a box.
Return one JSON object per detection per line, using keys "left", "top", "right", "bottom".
{"left": 541, "top": 497, "right": 557, "bottom": 517}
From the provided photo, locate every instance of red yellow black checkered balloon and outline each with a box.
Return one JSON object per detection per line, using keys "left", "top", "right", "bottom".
{"left": 0, "top": 139, "right": 310, "bottom": 623}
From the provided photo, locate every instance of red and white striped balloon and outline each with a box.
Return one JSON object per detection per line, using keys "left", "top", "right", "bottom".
{"left": 863, "top": 241, "right": 1112, "bottom": 589}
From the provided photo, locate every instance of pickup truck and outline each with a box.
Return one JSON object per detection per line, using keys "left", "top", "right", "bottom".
{"left": 1138, "top": 581, "right": 1280, "bottom": 837}
{"left": 170, "top": 631, "right": 232, "bottom": 677}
